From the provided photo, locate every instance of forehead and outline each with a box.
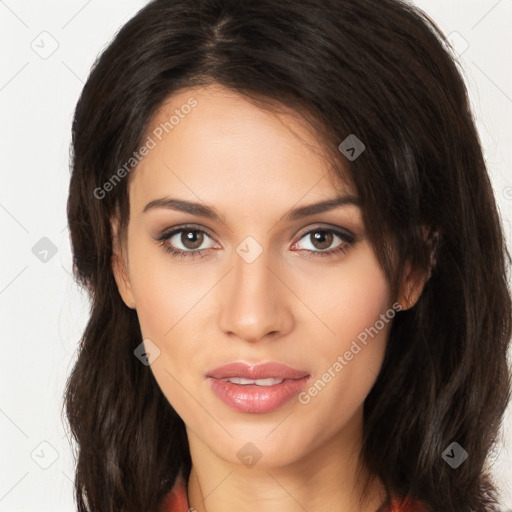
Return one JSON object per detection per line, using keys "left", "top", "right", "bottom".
{"left": 128, "top": 84, "right": 351, "bottom": 213}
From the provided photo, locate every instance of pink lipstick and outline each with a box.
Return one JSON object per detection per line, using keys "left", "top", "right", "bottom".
{"left": 206, "top": 362, "right": 311, "bottom": 414}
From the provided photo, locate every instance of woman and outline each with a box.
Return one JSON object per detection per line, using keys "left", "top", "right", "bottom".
{"left": 64, "top": 0, "right": 512, "bottom": 511}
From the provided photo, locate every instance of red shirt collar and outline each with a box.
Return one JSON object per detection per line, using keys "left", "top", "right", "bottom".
{"left": 160, "top": 473, "right": 425, "bottom": 512}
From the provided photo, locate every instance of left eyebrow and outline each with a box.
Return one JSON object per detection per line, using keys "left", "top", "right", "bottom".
{"left": 280, "top": 194, "right": 361, "bottom": 222}
{"left": 142, "top": 194, "right": 361, "bottom": 223}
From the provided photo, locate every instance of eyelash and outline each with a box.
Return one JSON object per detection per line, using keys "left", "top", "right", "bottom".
{"left": 155, "top": 224, "right": 355, "bottom": 261}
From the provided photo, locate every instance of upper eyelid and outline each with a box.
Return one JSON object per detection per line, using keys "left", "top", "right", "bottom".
{"left": 157, "top": 223, "right": 215, "bottom": 240}
{"left": 158, "top": 223, "right": 355, "bottom": 247}
{"left": 295, "top": 223, "right": 354, "bottom": 239}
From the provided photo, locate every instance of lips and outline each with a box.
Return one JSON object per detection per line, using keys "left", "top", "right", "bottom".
{"left": 206, "top": 362, "right": 311, "bottom": 414}
{"left": 206, "top": 361, "right": 310, "bottom": 380}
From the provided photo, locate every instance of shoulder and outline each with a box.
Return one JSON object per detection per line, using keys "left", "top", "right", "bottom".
{"left": 386, "top": 496, "right": 427, "bottom": 512}
{"left": 160, "top": 473, "right": 189, "bottom": 512}
{"left": 375, "top": 495, "right": 426, "bottom": 512}
{"left": 159, "top": 477, "right": 427, "bottom": 512}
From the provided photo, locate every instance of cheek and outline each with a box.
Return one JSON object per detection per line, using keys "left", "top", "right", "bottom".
{"left": 292, "top": 243, "right": 391, "bottom": 350}
{"left": 127, "top": 233, "right": 203, "bottom": 339}
{"left": 125, "top": 234, "right": 211, "bottom": 413}
{"left": 293, "top": 246, "right": 392, "bottom": 421}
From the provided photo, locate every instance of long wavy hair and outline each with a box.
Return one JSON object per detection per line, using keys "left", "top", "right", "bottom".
{"left": 64, "top": 0, "right": 512, "bottom": 510}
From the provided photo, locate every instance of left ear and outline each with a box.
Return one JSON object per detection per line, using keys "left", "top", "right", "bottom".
{"left": 398, "top": 227, "right": 439, "bottom": 310}
{"left": 397, "top": 260, "right": 428, "bottom": 310}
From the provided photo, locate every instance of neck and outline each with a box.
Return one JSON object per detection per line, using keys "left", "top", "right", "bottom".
{"left": 186, "top": 418, "right": 386, "bottom": 512}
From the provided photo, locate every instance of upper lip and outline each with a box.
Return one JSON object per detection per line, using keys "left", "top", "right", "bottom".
{"left": 207, "top": 362, "right": 310, "bottom": 380}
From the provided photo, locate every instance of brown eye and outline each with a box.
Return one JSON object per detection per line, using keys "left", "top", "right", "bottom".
{"left": 156, "top": 226, "right": 217, "bottom": 257}
{"left": 292, "top": 226, "right": 355, "bottom": 257}
{"left": 180, "top": 230, "right": 204, "bottom": 250}
{"left": 310, "top": 230, "right": 333, "bottom": 250}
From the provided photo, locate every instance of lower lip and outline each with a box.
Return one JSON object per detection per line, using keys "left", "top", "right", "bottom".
{"left": 207, "top": 376, "right": 310, "bottom": 414}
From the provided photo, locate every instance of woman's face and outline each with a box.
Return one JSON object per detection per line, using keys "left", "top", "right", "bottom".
{"left": 113, "top": 84, "right": 396, "bottom": 468}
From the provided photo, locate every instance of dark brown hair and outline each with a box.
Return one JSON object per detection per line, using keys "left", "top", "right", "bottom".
{"left": 64, "top": 0, "right": 512, "bottom": 510}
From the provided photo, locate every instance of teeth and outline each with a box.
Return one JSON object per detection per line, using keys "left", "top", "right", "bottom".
{"left": 221, "top": 377, "right": 285, "bottom": 386}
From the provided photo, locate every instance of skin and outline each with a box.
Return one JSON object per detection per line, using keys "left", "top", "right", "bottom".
{"left": 112, "top": 84, "right": 424, "bottom": 512}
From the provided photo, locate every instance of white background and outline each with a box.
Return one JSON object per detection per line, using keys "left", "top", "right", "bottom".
{"left": 0, "top": 1, "right": 511, "bottom": 510}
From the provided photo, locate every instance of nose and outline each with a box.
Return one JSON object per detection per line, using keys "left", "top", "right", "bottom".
{"left": 218, "top": 244, "right": 294, "bottom": 343}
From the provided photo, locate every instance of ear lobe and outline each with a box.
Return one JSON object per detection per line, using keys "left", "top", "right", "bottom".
{"left": 111, "top": 219, "right": 136, "bottom": 309}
